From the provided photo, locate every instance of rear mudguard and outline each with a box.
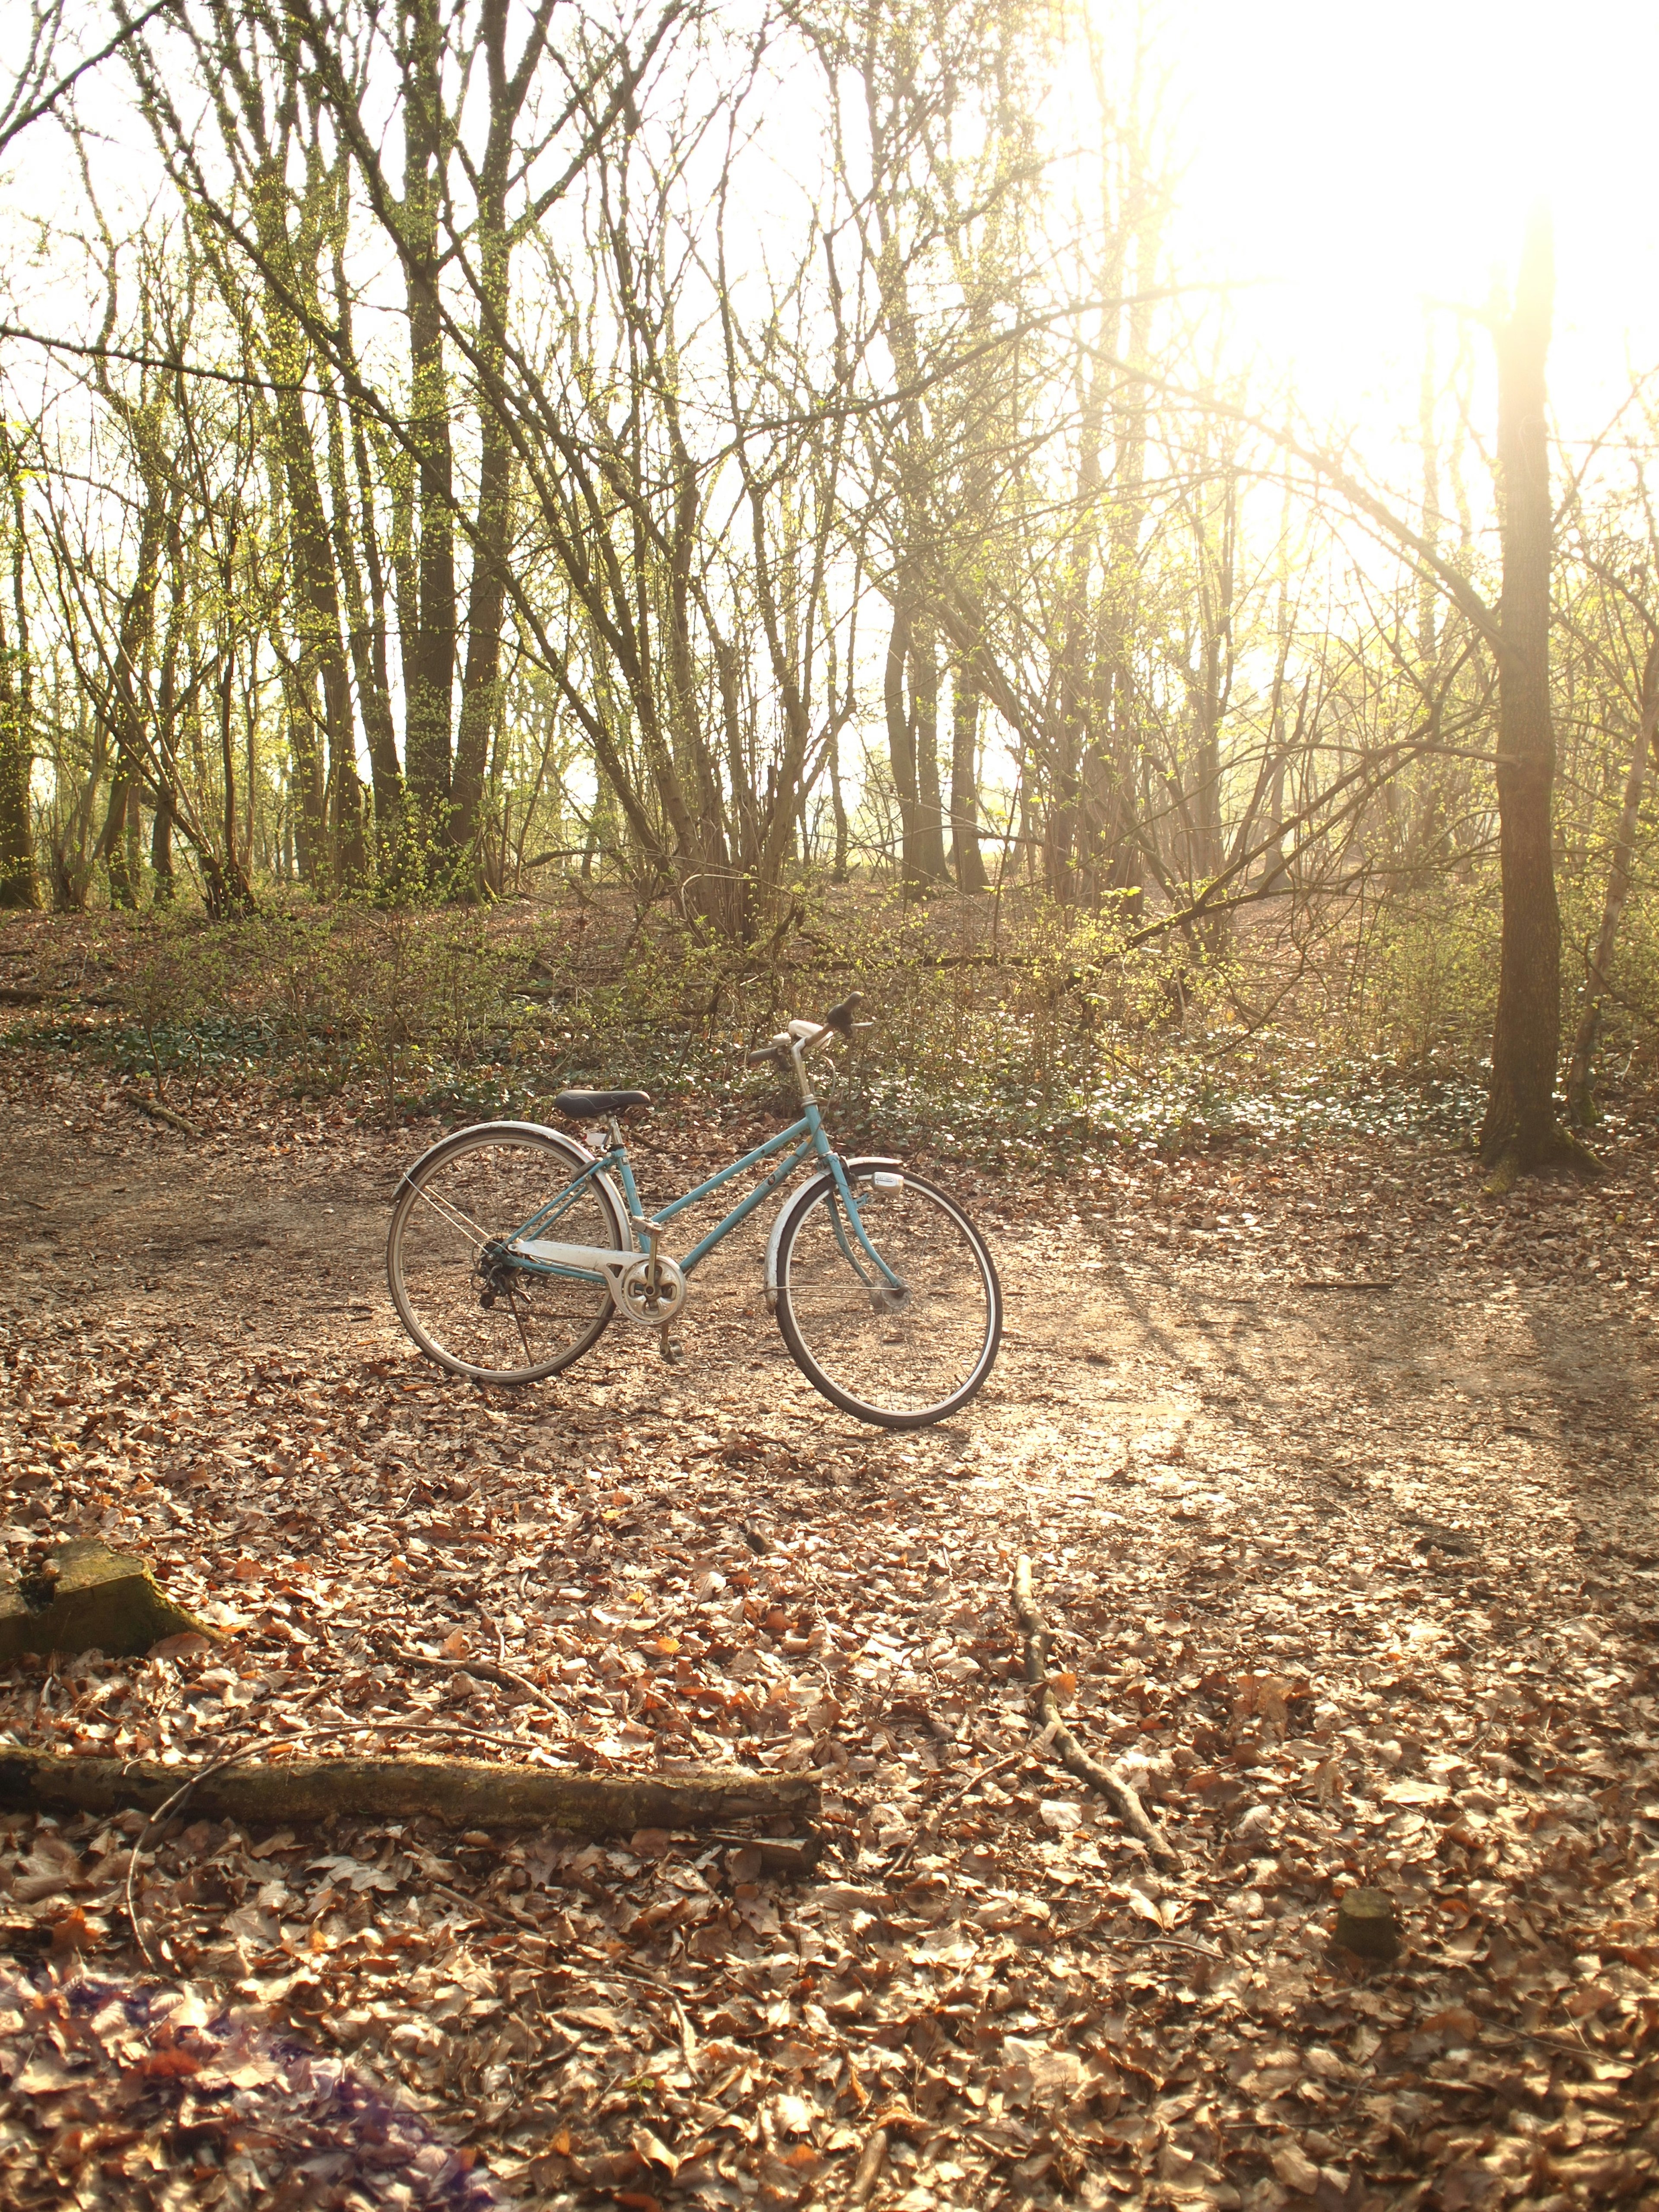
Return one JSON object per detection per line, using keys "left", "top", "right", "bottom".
{"left": 394, "top": 1119, "right": 634, "bottom": 1252}
{"left": 763, "top": 1155, "right": 903, "bottom": 1313}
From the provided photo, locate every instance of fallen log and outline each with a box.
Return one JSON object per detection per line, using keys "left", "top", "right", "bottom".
{"left": 1012, "top": 1555, "right": 1179, "bottom": 1867}
{"left": 0, "top": 1749, "right": 819, "bottom": 1835}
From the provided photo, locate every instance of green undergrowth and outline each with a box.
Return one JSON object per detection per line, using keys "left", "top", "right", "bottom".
{"left": 1, "top": 881, "right": 1648, "bottom": 1166}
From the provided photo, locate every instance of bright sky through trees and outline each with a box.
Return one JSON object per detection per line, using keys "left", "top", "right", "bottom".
{"left": 1171, "top": 0, "right": 1658, "bottom": 464}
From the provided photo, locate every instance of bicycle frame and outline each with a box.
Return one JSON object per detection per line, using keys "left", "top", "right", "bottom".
{"left": 502, "top": 1090, "right": 903, "bottom": 1294}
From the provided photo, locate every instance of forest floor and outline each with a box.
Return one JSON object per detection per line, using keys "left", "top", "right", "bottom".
{"left": 0, "top": 1042, "right": 1657, "bottom": 2212}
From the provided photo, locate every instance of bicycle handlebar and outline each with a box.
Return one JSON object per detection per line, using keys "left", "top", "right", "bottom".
{"left": 745, "top": 991, "right": 864, "bottom": 1067}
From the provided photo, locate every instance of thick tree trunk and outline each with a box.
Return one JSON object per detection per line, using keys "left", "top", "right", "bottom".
{"left": 98, "top": 776, "right": 138, "bottom": 909}
{"left": 1478, "top": 213, "right": 1578, "bottom": 1179}
{"left": 283, "top": 673, "right": 328, "bottom": 889}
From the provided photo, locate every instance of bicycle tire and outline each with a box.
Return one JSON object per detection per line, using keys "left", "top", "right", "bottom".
{"left": 386, "top": 1122, "right": 627, "bottom": 1385}
{"left": 773, "top": 1165, "right": 1001, "bottom": 1427}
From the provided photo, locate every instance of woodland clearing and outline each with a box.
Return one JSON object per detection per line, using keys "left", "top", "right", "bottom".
{"left": 0, "top": 1031, "right": 1656, "bottom": 2212}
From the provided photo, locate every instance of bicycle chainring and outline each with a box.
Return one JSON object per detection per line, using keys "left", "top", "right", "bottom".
{"left": 617, "top": 1253, "right": 688, "bottom": 1325}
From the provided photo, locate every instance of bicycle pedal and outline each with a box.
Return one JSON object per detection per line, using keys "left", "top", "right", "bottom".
{"left": 658, "top": 1334, "right": 686, "bottom": 1365}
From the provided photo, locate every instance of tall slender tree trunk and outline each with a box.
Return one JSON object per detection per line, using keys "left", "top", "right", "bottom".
{"left": 213, "top": 645, "right": 253, "bottom": 915}
{"left": 0, "top": 464, "right": 38, "bottom": 909}
{"left": 1566, "top": 636, "right": 1659, "bottom": 1125}
{"left": 1479, "top": 211, "right": 1574, "bottom": 1177}
{"left": 402, "top": 0, "right": 456, "bottom": 852}
{"left": 950, "top": 670, "right": 987, "bottom": 892}
{"left": 912, "top": 616, "right": 947, "bottom": 883}
{"left": 884, "top": 595, "right": 922, "bottom": 890}
{"left": 452, "top": 13, "right": 536, "bottom": 870}
{"left": 827, "top": 717, "right": 849, "bottom": 883}
{"left": 325, "top": 364, "right": 404, "bottom": 867}
{"left": 451, "top": 426, "right": 511, "bottom": 868}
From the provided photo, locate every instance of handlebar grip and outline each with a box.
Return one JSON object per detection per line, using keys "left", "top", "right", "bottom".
{"left": 746, "top": 1045, "right": 785, "bottom": 1068}
{"left": 823, "top": 991, "right": 864, "bottom": 1038}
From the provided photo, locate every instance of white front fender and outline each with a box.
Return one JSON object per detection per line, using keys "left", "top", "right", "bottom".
{"left": 763, "top": 1156, "right": 903, "bottom": 1312}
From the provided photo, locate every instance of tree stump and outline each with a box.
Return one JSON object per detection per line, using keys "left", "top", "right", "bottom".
{"left": 1332, "top": 1886, "right": 1402, "bottom": 1961}
{"left": 0, "top": 1540, "right": 216, "bottom": 1662}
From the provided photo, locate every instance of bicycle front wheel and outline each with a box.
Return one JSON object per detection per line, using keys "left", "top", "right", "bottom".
{"left": 774, "top": 1167, "right": 1001, "bottom": 1427}
{"left": 386, "top": 1122, "right": 626, "bottom": 1385}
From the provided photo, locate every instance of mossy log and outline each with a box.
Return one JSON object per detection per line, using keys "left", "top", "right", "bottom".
{"left": 1333, "top": 1886, "right": 1402, "bottom": 1961}
{"left": 0, "top": 1540, "right": 216, "bottom": 1663}
{"left": 0, "top": 1748, "right": 820, "bottom": 1835}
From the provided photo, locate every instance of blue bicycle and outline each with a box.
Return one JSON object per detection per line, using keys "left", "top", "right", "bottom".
{"left": 385, "top": 995, "right": 1002, "bottom": 1429}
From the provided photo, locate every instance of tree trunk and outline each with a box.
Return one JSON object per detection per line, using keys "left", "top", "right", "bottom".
{"left": 1566, "top": 636, "right": 1659, "bottom": 1125}
{"left": 1478, "top": 212, "right": 1578, "bottom": 1179}
{"left": 950, "top": 669, "right": 987, "bottom": 892}
{"left": 325, "top": 368, "right": 405, "bottom": 871}
{"left": 912, "top": 617, "right": 947, "bottom": 884}
{"left": 402, "top": 0, "right": 457, "bottom": 851}
{"left": 827, "top": 715, "right": 849, "bottom": 883}
{"left": 451, "top": 423, "right": 512, "bottom": 869}
{"left": 884, "top": 595, "right": 922, "bottom": 889}
{"left": 99, "top": 776, "right": 137, "bottom": 909}
{"left": 149, "top": 785, "right": 175, "bottom": 902}
{"left": 0, "top": 573, "right": 37, "bottom": 912}
{"left": 451, "top": 5, "right": 540, "bottom": 873}
{"left": 283, "top": 672, "right": 327, "bottom": 889}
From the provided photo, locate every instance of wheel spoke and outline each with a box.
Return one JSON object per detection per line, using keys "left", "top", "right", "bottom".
{"left": 410, "top": 1179, "right": 492, "bottom": 1249}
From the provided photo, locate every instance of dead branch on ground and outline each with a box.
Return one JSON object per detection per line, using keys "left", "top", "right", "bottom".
{"left": 1012, "top": 1555, "right": 1180, "bottom": 1867}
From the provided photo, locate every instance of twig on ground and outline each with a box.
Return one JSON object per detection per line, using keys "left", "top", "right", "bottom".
{"left": 429, "top": 1881, "right": 527, "bottom": 1933}
{"left": 1012, "top": 1555, "right": 1181, "bottom": 1867}
{"left": 1108, "top": 1932, "right": 1225, "bottom": 1960}
{"left": 127, "top": 1092, "right": 201, "bottom": 1138}
{"left": 392, "top": 1642, "right": 567, "bottom": 1719}
{"left": 883, "top": 1738, "right": 1038, "bottom": 1880}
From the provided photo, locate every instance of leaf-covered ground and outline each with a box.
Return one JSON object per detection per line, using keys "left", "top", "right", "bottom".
{"left": 1, "top": 1047, "right": 1656, "bottom": 2212}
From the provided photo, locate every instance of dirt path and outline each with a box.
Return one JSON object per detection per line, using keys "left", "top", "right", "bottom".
{"left": 2, "top": 1056, "right": 1656, "bottom": 2211}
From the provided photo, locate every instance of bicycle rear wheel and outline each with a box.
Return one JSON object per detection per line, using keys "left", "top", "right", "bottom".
{"left": 386, "top": 1123, "right": 626, "bottom": 1385}
{"left": 773, "top": 1166, "right": 1001, "bottom": 1427}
